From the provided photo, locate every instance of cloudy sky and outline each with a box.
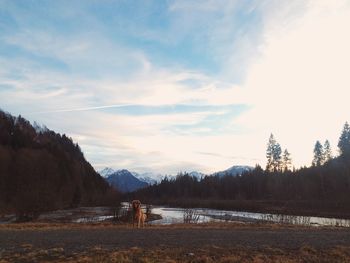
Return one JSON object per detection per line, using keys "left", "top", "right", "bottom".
{"left": 1, "top": 0, "right": 349, "bottom": 174}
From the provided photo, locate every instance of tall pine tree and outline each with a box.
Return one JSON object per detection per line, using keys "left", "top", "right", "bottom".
{"left": 266, "top": 134, "right": 282, "bottom": 172}
{"left": 282, "top": 149, "right": 292, "bottom": 172}
{"left": 323, "top": 140, "right": 332, "bottom": 163}
{"left": 312, "top": 140, "right": 324, "bottom": 166}
{"left": 338, "top": 122, "right": 350, "bottom": 157}
{"left": 273, "top": 143, "right": 282, "bottom": 171}
{"left": 266, "top": 134, "right": 275, "bottom": 172}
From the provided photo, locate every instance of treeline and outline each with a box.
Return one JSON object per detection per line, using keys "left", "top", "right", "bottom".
{"left": 132, "top": 123, "right": 350, "bottom": 218}
{"left": 0, "top": 110, "right": 120, "bottom": 220}
{"left": 134, "top": 159, "right": 349, "bottom": 203}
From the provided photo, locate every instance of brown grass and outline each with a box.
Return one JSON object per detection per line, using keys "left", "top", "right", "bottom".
{"left": 0, "top": 220, "right": 343, "bottom": 231}
{"left": 2, "top": 222, "right": 349, "bottom": 262}
{"left": 1, "top": 245, "right": 350, "bottom": 263}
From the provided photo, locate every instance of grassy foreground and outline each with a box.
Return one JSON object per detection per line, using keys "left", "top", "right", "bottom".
{"left": 1, "top": 244, "right": 350, "bottom": 263}
{"left": 1, "top": 223, "right": 350, "bottom": 262}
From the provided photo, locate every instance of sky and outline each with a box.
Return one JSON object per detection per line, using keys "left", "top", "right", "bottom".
{"left": 1, "top": 0, "right": 350, "bottom": 175}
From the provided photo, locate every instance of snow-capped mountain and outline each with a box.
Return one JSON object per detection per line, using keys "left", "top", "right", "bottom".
{"left": 99, "top": 167, "right": 164, "bottom": 185}
{"left": 99, "top": 164, "right": 254, "bottom": 192}
{"left": 188, "top": 171, "right": 206, "bottom": 180}
{"left": 213, "top": 165, "right": 254, "bottom": 177}
{"left": 132, "top": 172, "right": 158, "bottom": 185}
{"left": 99, "top": 167, "right": 115, "bottom": 178}
{"left": 105, "top": 169, "right": 148, "bottom": 193}
{"left": 142, "top": 172, "right": 168, "bottom": 182}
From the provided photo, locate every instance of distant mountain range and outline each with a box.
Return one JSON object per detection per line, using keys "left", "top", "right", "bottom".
{"left": 99, "top": 165, "right": 254, "bottom": 193}
{"left": 100, "top": 168, "right": 161, "bottom": 186}
{"left": 213, "top": 165, "right": 254, "bottom": 177}
{"left": 104, "top": 169, "right": 148, "bottom": 193}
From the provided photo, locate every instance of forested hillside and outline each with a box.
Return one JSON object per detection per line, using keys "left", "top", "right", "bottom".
{"left": 0, "top": 110, "right": 119, "bottom": 220}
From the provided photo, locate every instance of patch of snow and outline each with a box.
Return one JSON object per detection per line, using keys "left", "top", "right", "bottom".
{"left": 99, "top": 167, "right": 115, "bottom": 178}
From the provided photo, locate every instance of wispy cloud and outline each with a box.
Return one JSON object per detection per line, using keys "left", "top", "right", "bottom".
{"left": 29, "top": 104, "right": 136, "bottom": 114}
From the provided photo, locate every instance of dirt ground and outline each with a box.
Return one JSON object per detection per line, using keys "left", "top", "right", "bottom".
{"left": 1, "top": 223, "right": 350, "bottom": 262}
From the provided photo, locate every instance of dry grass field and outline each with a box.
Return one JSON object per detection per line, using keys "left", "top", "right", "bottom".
{"left": 1, "top": 222, "right": 350, "bottom": 262}
{"left": 1, "top": 244, "right": 350, "bottom": 263}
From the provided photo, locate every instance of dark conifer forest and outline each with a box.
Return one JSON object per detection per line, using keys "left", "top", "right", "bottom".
{"left": 0, "top": 110, "right": 120, "bottom": 220}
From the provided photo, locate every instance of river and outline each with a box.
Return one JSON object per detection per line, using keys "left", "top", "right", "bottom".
{"left": 2, "top": 204, "right": 350, "bottom": 227}
{"left": 146, "top": 205, "right": 350, "bottom": 227}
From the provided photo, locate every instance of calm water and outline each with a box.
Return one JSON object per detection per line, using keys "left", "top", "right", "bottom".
{"left": 147, "top": 206, "right": 350, "bottom": 227}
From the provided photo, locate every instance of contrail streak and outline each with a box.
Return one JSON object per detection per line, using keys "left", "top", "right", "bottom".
{"left": 30, "top": 104, "right": 135, "bottom": 114}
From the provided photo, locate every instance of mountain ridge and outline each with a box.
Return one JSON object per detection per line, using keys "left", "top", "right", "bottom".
{"left": 104, "top": 169, "right": 148, "bottom": 193}
{"left": 213, "top": 165, "right": 254, "bottom": 177}
{"left": 99, "top": 164, "right": 254, "bottom": 192}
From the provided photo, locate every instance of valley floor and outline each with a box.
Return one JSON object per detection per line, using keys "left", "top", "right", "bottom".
{"left": 1, "top": 223, "right": 350, "bottom": 262}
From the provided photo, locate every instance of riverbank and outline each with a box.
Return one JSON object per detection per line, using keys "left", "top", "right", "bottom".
{"left": 146, "top": 199, "right": 350, "bottom": 220}
{"left": 0, "top": 206, "right": 162, "bottom": 225}
{"left": 1, "top": 223, "right": 350, "bottom": 262}
{"left": 3, "top": 203, "right": 350, "bottom": 228}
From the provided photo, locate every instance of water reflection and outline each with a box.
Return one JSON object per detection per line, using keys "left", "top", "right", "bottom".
{"left": 74, "top": 215, "right": 114, "bottom": 223}
{"left": 148, "top": 206, "right": 350, "bottom": 227}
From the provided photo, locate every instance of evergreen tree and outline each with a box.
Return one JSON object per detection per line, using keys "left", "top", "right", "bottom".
{"left": 323, "top": 140, "right": 332, "bottom": 162}
{"left": 312, "top": 140, "right": 324, "bottom": 166}
{"left": 266, "top": 134, "right": 282, "bottom": 172}
{"left": 282, "top": 149, "right": 292, "bottom": 172}
{"left": 266, "top": 134, "right": 275, "bottom": 172}
{"left": 273, "top": 143, "right": 282, "bottom": 171}
{"left": 338, "top": 122, "right": 350, "bottom": 157}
